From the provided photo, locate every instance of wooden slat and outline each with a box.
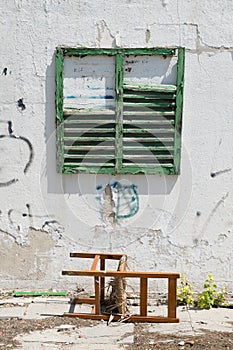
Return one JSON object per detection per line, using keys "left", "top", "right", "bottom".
{"left": 123, "top": 93, "right": 175, "bottom": 100}
{"left": 140, "top": 278, "right": 148, "bottom": 316}
{"left": 94, "top": 276, "right": 100, "bottom": 315}
{"left": 124, "top": 82, "right": 177, "bottom": 93}
{"left": 64, "top": 120, "right": 115, "bottom": 125}
{"left": 62, "top": 269, "right": 180, "bottom": 279}
{"left": 123, "top": 120, "right": 174, "bottom": 125}
{"left": 64, "top": 128, "right": 115, "bottom": 133}
{"left": 63, "top": 166, "right": 115, "bottom": 174}
{"left": 123, "top": 155, "right": 173, "bottom": 160}
{"left": 91, "top": 255, "right": 100, "bottom": 270}
{"left": 168, "top": 277, "right": 177, "bottom": 319}
{"left": 115, "top": 52, "right": 124, "bottom": 174}
{"left": 70, "top": 252, "right": 125, "bottom": 260}
{"left": 71, "top": 298, "right": 96, "bottom": 305}
{"left": 64, "top": 154, "right": 115, "bottom": 159}
{"left": 64, "top": 145, "right": 115, "bottom": 151}
{"left": 123, "top": 146, "right": 173, "bottom": 151}
{"left": 123, "top": 137, "right": 174, "bottom": 142}
{"left": 123, "top": 102, "right": 175, "bottom": 108}
{"left": 64, "top": 109, "right": 115, "bottom": 116}
{"left": 100, "top": 259, "right": 105, "bottom": 302}
{"left": 120, "top": 165, "right": 176, "bottom": 175}
{"left": 64, "top": 137, "right": 115, "bottom": 141}
{"left": 63, "top": 313, "right": 179, "bottom": 323}
{"left": 62, "top": 47, "right": 175, "bottom": 56}
{"left": 64, "top": 162, "right": 115, "bottom": 167}
{"left": 123, "top": 128, "right": 174, "bottom": 134}
{"left": 123, "top": 111, "right": 175, "bottom": 116}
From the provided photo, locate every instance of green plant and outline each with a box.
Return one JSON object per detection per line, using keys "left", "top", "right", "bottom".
{"left": 197, "top": 274, "right": 226, "bottom": 309}
{"left": 177, "top": 275, "right": 195, "bottom": 307}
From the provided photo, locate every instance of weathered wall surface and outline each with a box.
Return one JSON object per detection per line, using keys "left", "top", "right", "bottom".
{"left": 1, "top": 0, "right": 233, "bottom": 291}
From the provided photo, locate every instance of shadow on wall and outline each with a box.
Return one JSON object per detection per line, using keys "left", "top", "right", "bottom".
{"left": 43, "top": 51, "right": 179, "bottom": 196}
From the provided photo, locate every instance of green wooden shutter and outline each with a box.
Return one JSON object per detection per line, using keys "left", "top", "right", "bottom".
{"left": 57, "top": 51, "right": 116, "bottom": 174}
{"left": 120, "top": 48, "right": 185, "bottom": 175}
{"left": 121, "top": 82, "right": 176, "bottom": 174}
{"left": 56, "top": 48, "right": 185, "bottom": 175}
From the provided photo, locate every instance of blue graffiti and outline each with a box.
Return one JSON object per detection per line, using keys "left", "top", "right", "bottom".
{"left": 96, "top": 181, "right": 139, "bottom": 221}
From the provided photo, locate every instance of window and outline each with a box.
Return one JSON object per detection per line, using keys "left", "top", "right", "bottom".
{"left": 56, "top": 47, "right": 185, "bottom": 175}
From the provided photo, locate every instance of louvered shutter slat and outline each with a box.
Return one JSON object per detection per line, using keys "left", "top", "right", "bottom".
{"left": 122, "top": 82, "right": 176, "bottom": 173}
{"left": 63, "top": 110, "right": 115, "bottom": 173}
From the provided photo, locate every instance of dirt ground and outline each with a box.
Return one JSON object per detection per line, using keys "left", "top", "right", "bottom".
{"left": 0, "top": 316, "right": 233, "bottom": 350}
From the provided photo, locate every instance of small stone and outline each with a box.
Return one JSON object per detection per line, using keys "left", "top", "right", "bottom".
{"left": 57, "top": 324, "right": 75, "bottom": 332}
{"left": 149, "top": 340, "right": 155, "bottom": 345}
{"left": 186, "top": 340, "right": 195, "bottom": 345}
{"left": 178, "top": 340, "right": 185, "bottom": 346}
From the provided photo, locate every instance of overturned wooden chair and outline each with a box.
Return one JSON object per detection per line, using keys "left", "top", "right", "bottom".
{"left": 62, "top": 252, "right": 180, "bottom": 323}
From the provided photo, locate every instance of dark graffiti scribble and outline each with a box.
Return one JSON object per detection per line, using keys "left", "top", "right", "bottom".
{"left": 210, "top": 168, "right": 232, "bottom": 178}
{"left": 8, "top": 209, "right": 14, "bottom": 224}
{"left": 8, "top": 121, "right": 13, "bottom": 135}
{"left": 18, "top": 136, "right": 34, "bottom": 173}
{"left": 0, "top": 120, "right": 34, "bottom": 187}
{"left": 2, "top": 68, "right": 7, "bottom": 75}
{"left": 17, "top": 98, "right": 26, "bottom": 111}
{"left": 0, "top": 228, "right": 17, "bottom": 241}
{"left": 42, "top": 220, "right": 60, "bottom": 229}
{"left": 0, "top": 179, "right": 18, "bottom": 187}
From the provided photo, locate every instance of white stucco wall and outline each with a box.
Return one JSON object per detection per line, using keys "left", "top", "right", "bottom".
{"left": 1, "top": 0, "right": 233, "bottom": 292}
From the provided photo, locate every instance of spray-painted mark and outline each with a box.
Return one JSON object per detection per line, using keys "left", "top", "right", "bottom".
{"left": 0, "top": 120, "right": 34, "bottom": 187}
{"left": 42, "top": 220, "right": 60, "bottom": 229}
{"left": 0, "top": 228, "right": 17, "bottom": 241}
{"left": 19, "top": 136, "right": 34, "bottom": 174}
{"left": 200, "top": 192, "right": 229, "bottom": 237}
{"left": 8, "top": 121, "right": 13, "bottom": 135}
{"left": 96, "top": 181, "right": 139, "bottom": 221}
{"left": 0, "top": 204, "right": 64, "bottom": 244}
{"left": 2, "top": 68, "right": 7, "bottom": 75}
{"left": 8, "top": 209, "right": 14, "bottom": 224}
{"left": 210, "top": 168, "right": 232, "bottom": 178}
{"left": 145, "top": 29, "right": 151, "bottom": 43}
{"left": 125, "top": 67, "right": 132, "bottom": 73}
{"left": 17, "top": 98, "right": 26, "bottom": 111}
{"left": 0, "top": 179, "right": 18, "bottom": 187}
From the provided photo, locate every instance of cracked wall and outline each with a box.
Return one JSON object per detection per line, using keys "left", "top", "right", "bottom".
{"left": 1, "top": 0, "right": 233, "bottom": 290}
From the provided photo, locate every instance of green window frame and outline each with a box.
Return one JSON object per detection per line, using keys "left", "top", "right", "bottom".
{"left": 56, "top": 47, "right": 185, "bottom": 175}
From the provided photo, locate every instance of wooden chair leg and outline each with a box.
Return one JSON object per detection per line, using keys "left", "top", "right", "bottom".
{"left": 140, "top": 277, "right": 148, "bottom": 316}
{"left": 100, "top": 258, "right": 105, "bottom": 303}
{"left": 94, "top": 276, "right": 100, "bottom": 315}
{"left": 168, "top": 277, "right": 177, "bottom": 319}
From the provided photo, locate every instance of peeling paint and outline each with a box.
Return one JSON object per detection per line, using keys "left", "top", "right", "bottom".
{"left": 145, "top": 28, "right": 151, "bottom": 43}
{"left": 96, "top": 182, "right": 139, "bottom": 223}
{"left": 0, "top": 228, "right": 56, "bottom": 280}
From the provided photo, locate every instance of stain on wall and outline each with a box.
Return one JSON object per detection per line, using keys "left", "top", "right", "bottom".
{"left": 96, "top": 181, "right": 139, "bottom": 223}
{"left": 0, "top": 228, "right": 55, "bottom": 280}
